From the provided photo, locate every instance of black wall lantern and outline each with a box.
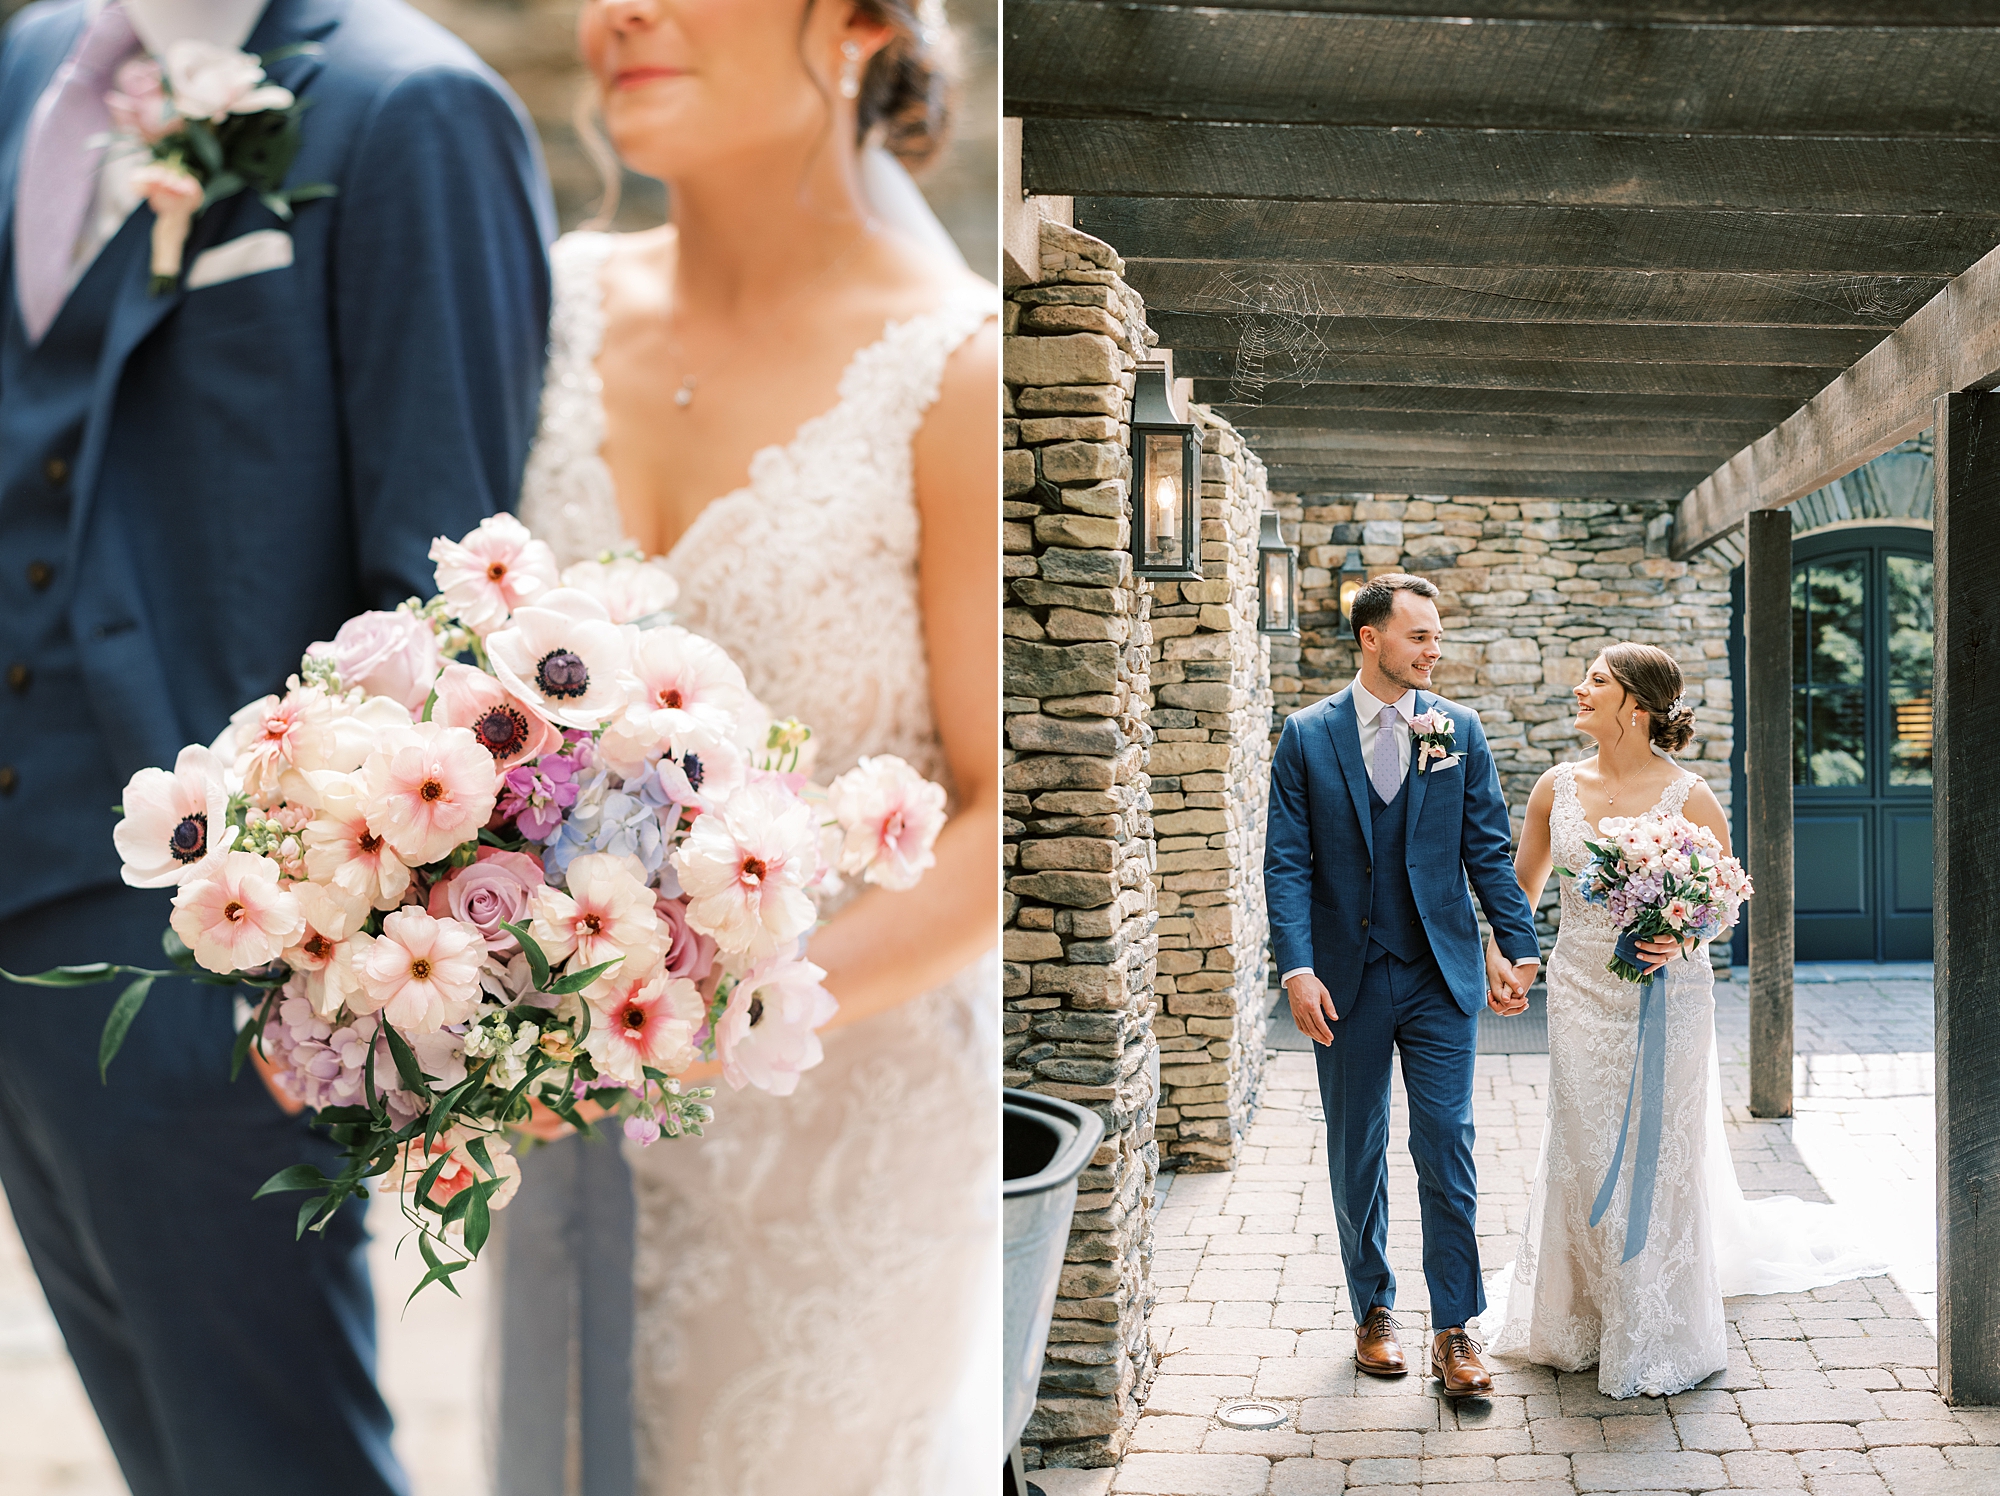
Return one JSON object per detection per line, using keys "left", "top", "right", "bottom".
{"left": 1336, "top": 546, "right": 1368, "bottom": 639}
{"left": 1257, "top": 511, "right": 1299, "bottom": 635}
{"left": 1129, "top": 362, "right": 1202, "bottom": 580}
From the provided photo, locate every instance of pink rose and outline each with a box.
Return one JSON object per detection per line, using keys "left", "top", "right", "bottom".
{"left": 654, "top": 892, "right": 716, "bottom": 982}
{"left": 310, "top": 611, "right": 442, "bottom": 712}
{"left": 107, "top": 58, "right": 176, "bottom": 143}
{"left": 427, "top": 847, "right": 546, "bottom": 954}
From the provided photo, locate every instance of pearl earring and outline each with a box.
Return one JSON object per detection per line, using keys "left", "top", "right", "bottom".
{"left": 839, "top": 39, "right": 863, "bottom": 100}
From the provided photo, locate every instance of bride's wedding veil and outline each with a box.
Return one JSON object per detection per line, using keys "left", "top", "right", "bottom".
{"left": 862, "top": 142, "right": 969, "bottom": 268}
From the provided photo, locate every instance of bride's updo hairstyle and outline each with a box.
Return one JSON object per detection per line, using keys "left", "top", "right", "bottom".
{"left": 847, "top": 0, "right": 958, "bottom": 170}
{"left": 1601, "top": 642, "right": 1697, "bottom": 755}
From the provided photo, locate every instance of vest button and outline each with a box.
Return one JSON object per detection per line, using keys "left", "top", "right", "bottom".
{"left": 0, "top": 767, "right": 17, "bottom": 796}
{"left": 43, "top": 458, "right": 68, "bottom": 485}
{"left": 25, "top": 561, "right": 53, "bottom": 592}
{"left": 5, "top": 664, "right": 27, "bottom": 694}
{"left": 1360, "top": 918, "right": 1370, "bottom": 928}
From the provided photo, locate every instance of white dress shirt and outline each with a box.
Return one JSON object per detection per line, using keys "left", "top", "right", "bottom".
{"left": 70, "top": 0, "right": 270, "bottom": 277}
{"left": 1278, "top": 678, "right": 1418, "bottom": 987}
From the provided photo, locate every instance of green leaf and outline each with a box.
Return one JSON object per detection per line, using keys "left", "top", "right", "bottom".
{"left": 161, "top": 927, "right": 195, "bottom": 967}
{"left": 97, "top": 975, "right": 154, "bottom": 1082}
{"left": 500, "top": 921, "right": 549, "bottom": 989}
{"left": 201, "top": 170, "right": 246, "bottom": 209}
{"left": 183, "top": 119, "right": 224, "bottom": 174}
{"left": 258, "top": 191, "right": 294, "bottom": 222}
{"left": 0, "top": 962, "right": 125, "bottom": 988}
{"left": 407, "top": 1230, "right": 469, "bottom": 1304}
{"left": 380, "top": 1019, "right": 429, "bottom": 1096}
{"left": 412, "top": 1149, "right": 453, "bottom": 1213}
{"left": 462, "top": 1179, "right": 494, "bottom": 1257}
{"left": 255, "top": 1163, "right": 331, "bottom": 1199}
{"left": 285, "top": 182, "right": 337, "bottom": 205}
{"left": 295, "top": 1193, "right": 331, "bottom": 1239}
{"left": 544, "top": 957, "right": 621, "bottom": 997}
{"left": 229, "top": 999, "right": 266, "bottom": 1083}
{"left": 465, "top": 1135, "right": 498, "bottom": 1180}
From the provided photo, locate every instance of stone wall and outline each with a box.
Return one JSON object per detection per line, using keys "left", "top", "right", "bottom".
{"left": 1150, "top": 421, "right": 1276, "bottom": 1172}
{"left": 1003, "top": 222, "right": 1164, "bottom": 1469}
{"left": 1269, "top": 494, "right": 1736, "bottom": 956}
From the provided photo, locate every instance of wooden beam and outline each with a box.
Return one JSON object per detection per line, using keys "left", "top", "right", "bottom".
{"left": 1200, "top": 385, "right": 1806, "bottom": 425}
{"left": 1934, "top": 388, "right": 2000, "bottom": 1406}
{"left": 1248, "top": 442, "right": 1732, "bottom": 474}
{"left": 1172, "top": 352, "right": 1839, "bottom": 400}
{"left": 1124, "top": 260, "right": 1942, "bottom": 330}
{"left": 1673, "top": 233, "right": 2000, "bottom": 557}
{"left": 1007, "top": 4, "right": 2000, "bottom": 136}
{"left": 1743, "top": 509, "right": 1794, "bottom": 1121}
{"left": 1147, "top": 310, "right": 1886, "bottom": 368}
{"left": 1222, "top": 408, "right": 1774, "bottom": 446}
{"left": 1079, "top": 199, "right": 2000, "bottom": 277}
{"left": 1259, "top": 466, "right": 1707, "bottom": 499}
{"left": 1164, "top": 2, "right": 2000, "bottom": 21}
{"left": 1023, "top": 118, "right": 2000, "bottom": 215}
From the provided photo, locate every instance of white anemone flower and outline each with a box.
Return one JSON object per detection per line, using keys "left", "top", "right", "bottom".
{"left": 429, "top": 514, "right": 561, "bottom": 635}
{"left": 114, "top": 744, "right": 238, "bottom": 887}
{"left": 673, "top": 780, "right": 820, "bottom": 959}
{"left": 560, "top": 553, "right": 679, "bottom": 625}
{"left": 485, "top": 589, "right": 634, "bottom": 730}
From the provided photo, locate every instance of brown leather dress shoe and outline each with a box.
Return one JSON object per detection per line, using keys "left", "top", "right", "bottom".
{"left": 1354, "top": 1306, "right": 1407, "bottom": 1377}
{"left": 1430, "top": 1327, "right": 1494, "bottom": 1398}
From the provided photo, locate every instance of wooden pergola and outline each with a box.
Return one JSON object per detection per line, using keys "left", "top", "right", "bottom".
{"left": 1008, "top": 0, "right": 2000, "bottom": 1401}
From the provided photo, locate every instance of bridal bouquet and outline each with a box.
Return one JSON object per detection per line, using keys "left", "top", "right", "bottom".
{"left": 5, "top": 516, "right": 944, "bottom": 1299}
{"left": 1564, "top": 811, "right": 1752, "bottom": 983}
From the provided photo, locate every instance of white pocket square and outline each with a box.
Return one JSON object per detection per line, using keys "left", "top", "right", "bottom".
{"left": 186, "top": 229, "right": 294, "bottom": 290}
{"left": 1423, "top": 754, "right": 1463, "bottom": 773}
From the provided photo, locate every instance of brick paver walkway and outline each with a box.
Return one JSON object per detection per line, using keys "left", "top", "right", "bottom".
{"left": 1035, "top": 967, "right": 1999, "bottom": 1496}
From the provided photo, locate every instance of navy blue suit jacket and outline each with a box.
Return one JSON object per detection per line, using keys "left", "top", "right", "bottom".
{"left": 0, "top": 0, "right": 554, "bottom": 922}
{"left": 1264, "top": 687, "right": 1541, "bottom": 1018}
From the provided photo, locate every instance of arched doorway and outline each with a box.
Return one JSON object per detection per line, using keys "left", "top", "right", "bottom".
{"left": 1790, "top": 526, "right": 1934, "bottom": 960}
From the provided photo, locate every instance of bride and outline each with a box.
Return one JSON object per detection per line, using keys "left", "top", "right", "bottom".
{"left": 1481, "top": 643, "right": 1882, "bottom": 1399}
{"left": 515, "top": 0, "right": 999, "bottom": 1490}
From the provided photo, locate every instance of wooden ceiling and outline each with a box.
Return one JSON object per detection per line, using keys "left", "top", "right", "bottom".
{"left": 1005, "top": 1, "right": 2000, "bottom": 510}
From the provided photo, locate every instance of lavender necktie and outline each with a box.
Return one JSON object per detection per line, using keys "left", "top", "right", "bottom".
{"left": 1371, "top": 707, "right": 1401, "bottom": 804}
{"left": 13, "top": 1, "right": 139, "bottom": 345}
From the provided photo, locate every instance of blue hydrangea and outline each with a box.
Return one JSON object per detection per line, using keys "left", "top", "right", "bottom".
{"left": 544, "top": 767, "right": 672, "bottom": 884}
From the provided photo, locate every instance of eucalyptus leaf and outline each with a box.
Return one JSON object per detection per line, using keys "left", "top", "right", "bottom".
{"left": 97, "top": 975, "right": 155, "bottom": 1082}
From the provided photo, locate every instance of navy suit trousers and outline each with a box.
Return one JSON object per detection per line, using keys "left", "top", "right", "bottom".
{"left": 0, "top": 884, "right": 404, "bottom": 1496}
{"left": 1311, "top": 946, "right": 1485, "bottom": 1332}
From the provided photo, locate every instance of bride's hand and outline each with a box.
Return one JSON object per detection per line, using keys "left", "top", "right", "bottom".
{"left": 1633, "top": 934, "right": 1683, "bottom": 975}
{"left": 1485, "top": 939, "right": 1532, "bottom": 1015}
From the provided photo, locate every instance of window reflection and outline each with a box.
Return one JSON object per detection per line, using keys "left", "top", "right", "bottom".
{"left": 1792, "top": 557, "right": 1867, "bottom": 787}
{"left": 1886, "top": 554, "right": 1933, "bottom": 786}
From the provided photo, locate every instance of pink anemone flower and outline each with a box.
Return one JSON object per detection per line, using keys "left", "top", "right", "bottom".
{"left": 827, "top": 755, "right": 947, "bottom": 892}
{"left": 714, "top": 955, "right": 837, "bottom": 1095}
{"left": 303, "top": 779, "right": 413, "bottom": 910}
{"left": 673, "top": 781, "right": 819, "bottom": 959}
{"left": 353, "top": 908, "right": 485, "bottom": 1034}
{"left": 360, "top": 722, "right": 501, "bottom": 866}
{"left": 168, "top": 851, "right": 304, "bottom": 975}
{"left": 430, "top": 662, "right": 562, "bottom": 771}
{"left": 525, "top": 852, "right": 658, "bottom": 971}
{"left": 484, "top": 589, "right": 633, "bottom": 731}
{"left": 388, "top": 1127, "right": 522, "bottom": 1218}
{"left": 582, "top": 969, "right": 701, "bottom": 1085}
{"left": 114, "top": 744, "right": 236, "bottom": 887}
{"left": 225, "top": 686, "right": 330, "bottom": 805}
{"left": 429, "top": 514, "right": 560, "bottom": 635}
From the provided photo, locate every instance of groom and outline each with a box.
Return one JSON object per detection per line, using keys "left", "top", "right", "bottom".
{"left": 1264, "top": 573, "right": 1541, "bottom": 1398}
{"left": 0, "top": 0, "right": 549, "bottom": 1491}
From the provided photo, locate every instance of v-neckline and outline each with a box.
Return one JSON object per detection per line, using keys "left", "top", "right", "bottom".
{"left": 1564, "top": 758, "right": 1687, "bottom": 830}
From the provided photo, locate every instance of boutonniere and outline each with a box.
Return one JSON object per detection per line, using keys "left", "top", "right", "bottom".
{"left": 1409, "top": 709, "right": 1459, "bottom": 774}
{"left": 105, "top": 42, "right": 337, "bottom": 294}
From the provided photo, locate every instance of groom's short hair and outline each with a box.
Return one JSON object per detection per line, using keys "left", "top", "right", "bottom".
{"left": 1349, "top": 573, "right": 1440, "bottom": 641}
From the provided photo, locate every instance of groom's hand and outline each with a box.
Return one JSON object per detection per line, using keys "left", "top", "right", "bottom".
{"left": 1285, "top": 972, "right": 1339, "bottom": 1045}
{"left": 1485, "top": 943, "right": 1535, "bottom": 1015}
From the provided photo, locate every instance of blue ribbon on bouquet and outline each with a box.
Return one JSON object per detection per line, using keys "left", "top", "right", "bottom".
{"left": 1589, "top": 928, "right": 1669, "bottom": 1264}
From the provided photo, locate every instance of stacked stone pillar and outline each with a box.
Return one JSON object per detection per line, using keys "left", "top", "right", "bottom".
{"left": 1003, "top": 222, "right": 1163, "bottom": 1468}
{"left": 1150, "top": 420, "right": 1276, "bottom": 1170}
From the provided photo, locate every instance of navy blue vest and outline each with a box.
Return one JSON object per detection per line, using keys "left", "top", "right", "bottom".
{"left": 1365, "top": 768, "right": 1426, "bottom": 964}
{"left": 0, "top": 218, "right": 146, "bottom": 845}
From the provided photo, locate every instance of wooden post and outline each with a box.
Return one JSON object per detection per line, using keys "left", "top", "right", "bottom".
{"left": 1744, "top": 508, "right": 1794, "bottom": 1119}
{"left": 1934, "top": 390, "right": 2000, "bottom": 1405}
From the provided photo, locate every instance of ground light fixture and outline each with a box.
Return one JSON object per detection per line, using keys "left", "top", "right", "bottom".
{"left": 1129, "top": 362, "right": 1202, "bottom": 580}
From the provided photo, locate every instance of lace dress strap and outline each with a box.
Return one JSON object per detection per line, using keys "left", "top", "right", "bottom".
{"left": 835, "top": 282, "right": 996, "bottom": 441}
{"left": 1656, "top": 768, "right": 1699, "bottom": 819}
{"left": 517, "top": 231, "right": 623, "bottom": 566}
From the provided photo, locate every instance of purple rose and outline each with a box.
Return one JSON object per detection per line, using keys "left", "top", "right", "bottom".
{"left": 426, "top": 847, "right": 546, "bottom": 953}
{"left": 654, "top": 893, "right": 716, "bottom": 983}
{"left": 310, "top": 610, "right": 441, "bottom": 712}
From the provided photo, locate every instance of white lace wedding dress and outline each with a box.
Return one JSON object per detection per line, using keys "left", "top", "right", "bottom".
{"left": 1483, "top": 762, "right": 1884, "bottom": 1399}
{"left": 519, "top": 231, "right": 1000, "bottom": 1494}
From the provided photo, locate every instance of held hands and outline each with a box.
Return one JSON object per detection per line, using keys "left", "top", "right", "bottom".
{"left": 1485, "top": 938, "right": 1538, "bottom": 1017}
{"left": 1285, "top": 971, "right": 1340, "bottom": 1046}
